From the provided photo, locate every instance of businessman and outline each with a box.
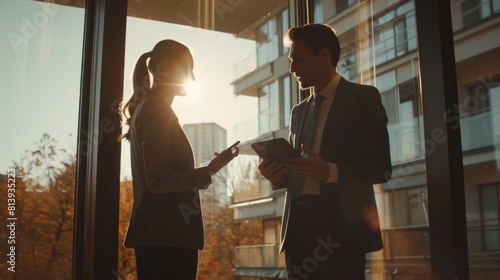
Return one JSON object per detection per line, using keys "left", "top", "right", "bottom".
{"left": 259, "top": 23, "right": 392, "bottom": 279}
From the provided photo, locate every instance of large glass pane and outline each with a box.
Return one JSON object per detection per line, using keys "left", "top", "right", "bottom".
{"left": 121, "top": 0, "right": 431, "bottom": 279}
{"left": 451, "top": 0, "right": 500, "bottom": 278}
{"left": 320, "top": 0, "right": 430, "bottom": 278}
{"left": 119, "top": 1, "right": 287, "bottom": 278}
{"left": 0, "top": 0, "right": 85, "bottom": 278}
{"left": 480, "top": 185, "right": 500, "bottom": 251}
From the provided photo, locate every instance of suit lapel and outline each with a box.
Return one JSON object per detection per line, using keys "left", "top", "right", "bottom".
{"left": 294, "top": 94, "right": 313, "bottom": 150}
{"left": 319, "top": 78, "right": 348, "bottom": 154}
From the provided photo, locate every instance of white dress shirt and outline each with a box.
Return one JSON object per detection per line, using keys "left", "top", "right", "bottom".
{"left": 300, "top": 73, "right": 341, "bottom": 195}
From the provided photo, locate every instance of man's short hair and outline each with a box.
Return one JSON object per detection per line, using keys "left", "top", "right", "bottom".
{"left": 284, "top": 23, "right": 341, "bottom": 67}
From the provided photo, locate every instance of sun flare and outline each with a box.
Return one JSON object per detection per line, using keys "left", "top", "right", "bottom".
{"left": 178, "top": 80, "right": 202, "bottom": 105}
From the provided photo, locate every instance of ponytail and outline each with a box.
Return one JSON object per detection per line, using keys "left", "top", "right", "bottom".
{"left": 119, "top": 39, "right": 191, "bottom": 141}
{"left": 119, "top": 51, "right": 151, "bottom": 141}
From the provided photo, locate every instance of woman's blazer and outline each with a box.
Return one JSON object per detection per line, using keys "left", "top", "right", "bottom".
{"left": 124, "top": 94, "right": 211, "bottom": 250}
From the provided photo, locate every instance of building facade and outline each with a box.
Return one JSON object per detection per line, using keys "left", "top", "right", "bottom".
{"left": 230, "top": 0, "right": 500, "bottom": 279}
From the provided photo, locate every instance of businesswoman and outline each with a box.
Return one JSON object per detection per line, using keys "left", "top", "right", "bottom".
{"left": 120, "top": 39, "right": 238, "bottom": 279}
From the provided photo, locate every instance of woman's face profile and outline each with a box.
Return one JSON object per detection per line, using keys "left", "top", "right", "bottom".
{"left": 153, "top": 50, "right": 195, "bottom": 96}
{"left": 171, "top": 51, "right": 195, "bottom": 96}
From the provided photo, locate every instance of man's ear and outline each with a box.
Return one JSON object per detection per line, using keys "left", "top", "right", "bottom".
{"left": 320, "top": 47, "right": 331, "bottom": 63}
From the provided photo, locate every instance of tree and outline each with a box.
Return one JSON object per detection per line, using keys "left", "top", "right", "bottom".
{"left": 0, "top": 133, "right": 75, "bottom": 279}
{"left": 197, "top": 155, "right": 263, "bottom": 280}
{"left": 117, "top": 178, "right": 137, "bottom": 280}
{"left": 2, "top": 134, "right": 265, "bottom": 279}
{"left": 226, "top": 155, "right": 261, "bottom": 204}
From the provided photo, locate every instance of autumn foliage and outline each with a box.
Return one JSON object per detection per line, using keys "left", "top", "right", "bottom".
{"left": 0, "top": 134, "right": 262, "bottom": 279}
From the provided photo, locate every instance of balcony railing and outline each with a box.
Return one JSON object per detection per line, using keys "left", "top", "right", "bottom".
{"left": 388, "top": 120, "right": 425, "bottom": 165}
{"left": 235, "top": 243, "right": 285, "bottom": 268}
{"left": 232, "top": 51, "right": 257, "bottom": 82}
{"left": 451, "top": 0, "right": 500, "bottom": 30}
{"left": 388, "top": 105, "right": 500, "bottom": 165}
{"left": 234, "top": 226, "right": 499, "bottom": 274}
{"left": 467, "top": 219, "right": 500, "bottom": 252}
{"left": 461, "top": 109, "right": 497, "bottom": 151}
{"left": 232, "top": 40, "right": 280, "bottom": 81}
{"left": 234, "top": 106, "right": 499, "bottom": 167}
{"left": 368, "top": 225, "right": 498, "bottom": 277}
{"left": 375, "top": 226, "right": 431, "bottom": 260}
{"left": 232, "top": 115, "right": 259, "bottom": 144}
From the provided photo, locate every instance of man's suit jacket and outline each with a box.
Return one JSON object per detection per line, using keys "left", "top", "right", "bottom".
{"left": 276, "top": 77, "right": 392, "bottom": 253}
{"left": 124, "top": 94, "right": 211, "bottom": 250}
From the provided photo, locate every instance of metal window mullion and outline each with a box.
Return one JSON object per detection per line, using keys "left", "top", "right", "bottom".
{"left": 414, "top": 0, "right": 469, "bottom": 278}
{"left": 73, "top": 0, "right": 127, "bottom": 279}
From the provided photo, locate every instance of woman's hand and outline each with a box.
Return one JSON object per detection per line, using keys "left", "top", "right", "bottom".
{"left": 207, "top": 147, "right": 239, "bottom": 175}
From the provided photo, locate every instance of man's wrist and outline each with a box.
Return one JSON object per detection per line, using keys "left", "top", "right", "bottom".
{"left": 325, "top": 162, "right": 338, "bottom": 183}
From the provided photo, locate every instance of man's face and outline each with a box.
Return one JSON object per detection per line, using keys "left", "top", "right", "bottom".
{"left": 288, "top": 40, "right": 323, "bottom": 90}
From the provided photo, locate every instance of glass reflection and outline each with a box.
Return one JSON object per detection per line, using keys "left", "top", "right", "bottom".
{"left": 113, "top": 0, "right": 500, "bottom": 279}
{"left": 451, "top": 0, "right": 500, "bottom": 279}
{"left": 0, "top": 0, "right": 84, "bottom": 279}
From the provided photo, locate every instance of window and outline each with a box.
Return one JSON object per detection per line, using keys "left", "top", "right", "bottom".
{"left": 373, "top": 1, "right": 417, "bottom": 65}
{"left": 314, "top": 0, "right": 323, "bottom": 22}
{"left": 0, "top": 1, "right": 85, "bottom": 278}
{"left": 281, "top": 8, "right": 290, "bottom": 56}
{"left": 263, "top": 219, "right": 286, "bottom": 267}
{"left": 460, "top": 78, "right": 499, "bottom": 151}
{"left": 256, "top": 17, "right": 279, "bottom": 66}
{"left": 282, "top": 76, "right": 292, "bottom": 127}
{"left": 462, "top": 0, "right": 500, "bottom": 27}
{"left": 259, "top": 80, "right": 280, "bottom": 135}
{"left": 338, "top": 43, "right": 357, "bottom": 80}
{"left": 6, "top": 0, "right": 499, "bottom": 278}
{"left": 383, "top": 186, "right": 430, "bottom": 259}
{"left": 336, "top": 0, "right": 357, "bottom": 14}
{"left": 391, "top": 186, "right": 428, "bottom": 227}
{"left": 258, "top": 76, "right": 292, "bottom": 136}
{"left": 381, "top": 77, "right": 422, "bottom": 163}
{"left": 256, "top": 7, "right": 289, "bottom": 67}
{"left": 463, "top": 78, "right": 500, "bottom": 116}
{"left": 263, "top": 219, "right": 280, "bottom": 244}
{"left": 233, "top": 6, "right": 288, "bottom": 81}
{"left": 479, "top": 184, "right": 500, "bottom": 251}
{"left": 395, "top": 20, "right": 408, "bottom": 56}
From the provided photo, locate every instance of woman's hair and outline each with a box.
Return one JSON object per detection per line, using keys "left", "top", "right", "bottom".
{"left": 119, "top": 40, "right": 190, "bottom": 141}
{"left": 284, "top": 23, "right": 341, "bottom": 67}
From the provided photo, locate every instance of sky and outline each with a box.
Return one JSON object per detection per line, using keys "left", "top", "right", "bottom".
{"left": 0, "top": 1, "right": 257, "bottom": 179}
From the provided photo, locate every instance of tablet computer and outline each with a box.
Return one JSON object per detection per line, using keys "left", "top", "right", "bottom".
{"left": 251, "top": 138, "right": 301, "bottom": 163}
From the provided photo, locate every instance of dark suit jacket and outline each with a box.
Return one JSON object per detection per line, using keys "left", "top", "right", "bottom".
{"left": 124, "top": 94, "right": 211, "bottom": 250}
{"left": 277, "top": 77, "right": 392, "bottom": 253}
